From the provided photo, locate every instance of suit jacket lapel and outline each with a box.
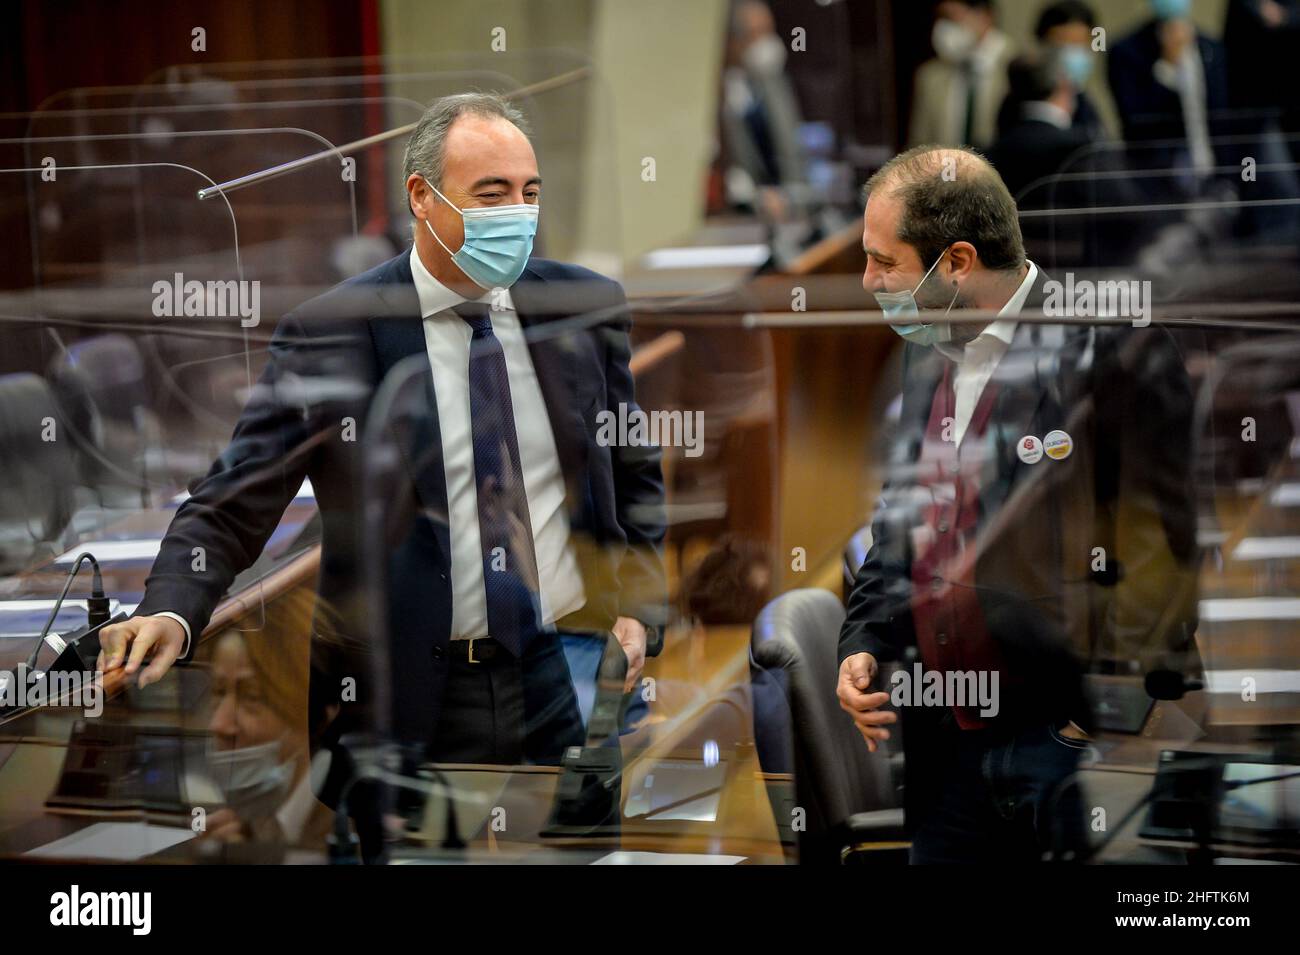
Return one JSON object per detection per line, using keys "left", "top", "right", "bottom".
{"left": 896, "top": 343, "right": 947, "bottom": 465}
{"left": 978, "top": 269, "right": 1090, "bottom": 520}
{"left": 978, "top": 321, "right": 1054, "bottom": 519}
{"left": 366, "top": 254, "right": 452, "bottom": 556}
{"left": 509, "top": 265, "right": 590, "bottom": 510}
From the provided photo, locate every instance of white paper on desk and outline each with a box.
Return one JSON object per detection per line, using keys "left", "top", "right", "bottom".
{"left": 25, "top": 822, "right": 195, "bottom": 860}
{"left": 54, "top": 540, "right": 162, "bottom": 564}
{"left": 591, "top": 851, "right": 745, "bottom": 865}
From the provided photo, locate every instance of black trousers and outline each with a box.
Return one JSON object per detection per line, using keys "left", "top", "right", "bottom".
{"left": 425, "top": 631, "right": 590, "bottom": 766}
{"left": 908, "top": 715, "right": 1091, "bottom": 864}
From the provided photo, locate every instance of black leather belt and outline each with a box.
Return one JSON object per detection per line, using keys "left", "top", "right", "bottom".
{"left": 448, "top": 636, "right": 505, "bottom": 664}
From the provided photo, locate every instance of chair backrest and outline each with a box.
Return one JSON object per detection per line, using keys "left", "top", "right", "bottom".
{"left": 751, "top": 589, "right": 899, "bottom": 842}
{"left": 0, "top": 373, "right": 76, "bottom": 569}
{"left": 56, "top": 333, "right": 150, "bottom": 424}
{"left": 48, "top": 334, "right": 152, "bottom": 493}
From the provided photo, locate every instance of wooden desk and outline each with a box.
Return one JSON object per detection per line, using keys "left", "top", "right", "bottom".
{"left": 0, "top": 615, "right": 791, "bottom": 864}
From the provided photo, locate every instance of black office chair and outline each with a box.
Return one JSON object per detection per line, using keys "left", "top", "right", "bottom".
{"left": 0, "top": 373, "right": 77, "bottom": 572}
{"left": 48, "top": 333, "right": 159, "bottom": 508}
{"left": 751, "top": 588, "right": 907, "bottom": 864}
{"left": 138, "top": 331, "right": 256, "bottom": 468}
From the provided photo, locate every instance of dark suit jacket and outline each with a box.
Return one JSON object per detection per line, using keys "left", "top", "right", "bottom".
{"left": 1108, "top": 21, "right": 1230, "bottom": 175}
{"left": 1224, "top": 0, "right": 1300, "bottom": 120}
{"left": 995, "top": 90, "right": 1105, "bottom": 143}
{"left": 987, "top": 116, "right": 1095, "bottom": 201}
{"left": 987, "top": 116, "right": 1150, "bottom": 266}
{"left": 136, "top": 252, "right": 668, "bottom": 747}
{"left": 838, "top": 267, "right": 1201, "bottom": 828}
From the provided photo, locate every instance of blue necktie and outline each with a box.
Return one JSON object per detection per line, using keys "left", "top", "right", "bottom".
{"left": 454, "top": 301, "right": 542, "bottom": 657}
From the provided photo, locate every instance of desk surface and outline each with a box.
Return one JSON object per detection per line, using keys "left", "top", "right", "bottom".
{"left": 3, "top": 678, "right": 1295, "bottom": 864}
{"left": 0, "top": 656, "right": 792, "bottom": 865}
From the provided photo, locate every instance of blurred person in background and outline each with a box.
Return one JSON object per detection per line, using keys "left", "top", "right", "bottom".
{"left": 1109, "top": 0, "right": 1229, "bottom": 197}
{"left": 720, "top": 0, "right": 809, "bottom": 226}
{"left": 1224, "top": 0, "right": 1300, "bottom": 136}
{"left": 988, "top": 51, "right": 1094, "bottom": 198}
{"left": 720, "top": 0, "right": 822, "bottom": 267}
{"left": 1223, "top": 0, "right": 1300, "bottom": 242}
{"left": 988, "top": 49, "right": 1147, "bottom": 264}
{"left": 909, "top": 0, "right": 1015, "bottom": 150}
{"left": 997, "top": 1, "right": 1107, "bottom": 139}
{"left": 199, "top": 589, "right": 334, "bottom": 851}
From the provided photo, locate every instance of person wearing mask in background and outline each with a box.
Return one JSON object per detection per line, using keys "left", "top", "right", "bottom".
{"left": 989, "top": 50, "right": 1145, "bottom": 265}
{"left": 837, "top": 146, "right": 1200, "bottom": 863}
{"left": 909, "top": 0, "right": 1014, "bottom": 150}
{"left": 199, "top": 610, "right": 320, "bottom": 850}
{"left": 988, "top": 51, "right": 1093, "bottom": 200}
{"left": 197, "top": 588, "right": 355, "bottom": 855}
{"left": 1222, "top": 0, "right": 1300, "bottom": 241}
{"left": 1109, "top": 0, "right": 1229, "bottom": 198}
{"left": 997, "top": 1, "right": 1108, "bottom": 139}
{"left": 1224, "top": 0, "right": 1300, "bottom": 137}
{"left": 720, "top": 0, "right": 809, "bottom": 229}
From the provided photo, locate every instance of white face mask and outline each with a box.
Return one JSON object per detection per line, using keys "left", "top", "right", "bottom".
{"left": 422, "top": 177, "right": 539, "bottom": 290}
{"left": 932, "top": 18, "right": 978, "bottom": 63}
{"left": 206, "top": 736, "right": 293, "bottom": 819}
{"left": 743, "top": 34, "right": 788, "bottom": 75}
{"left": 873, "top": 247, "right": 959, "bottom": 347}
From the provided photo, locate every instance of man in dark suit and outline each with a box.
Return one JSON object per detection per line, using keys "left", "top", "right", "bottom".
{"left": 1108, "top": 0, "right": 1230, "bottom": 195}
{"left": 97, "top": 93, "right": 667, "bottom": 768}
{"left": 989, "top": 52, "right": 1147, "bottom": 265}
{"left": 995, "top": 0, "right": 1108, "bottom": 141}
{"left": 838, "top": 146, "right": 1200, "bottom": 862}
{"left": 988, "top": 53, "right": 1094, "bottom": 199}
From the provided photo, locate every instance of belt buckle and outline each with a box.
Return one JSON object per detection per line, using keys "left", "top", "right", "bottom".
{"left": 467, "top": 637, "right": 479, "bottom": 664}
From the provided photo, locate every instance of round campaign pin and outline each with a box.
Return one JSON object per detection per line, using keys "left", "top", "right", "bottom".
{"left": 1043, "top": 429, "right": 1073, "bottom": 460}
{"left": 1016, "top": 435, "right": 1044, "bottom": 464}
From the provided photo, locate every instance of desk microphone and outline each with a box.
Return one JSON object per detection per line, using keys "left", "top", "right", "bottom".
{"left": 0, "top": 552, "right": 119, "bottom": 713}
{"left": 26, "top": 551, "right": 108, "bottom": 671}
{"left": 0, "top": 611, "right": 125, "bottom": 712}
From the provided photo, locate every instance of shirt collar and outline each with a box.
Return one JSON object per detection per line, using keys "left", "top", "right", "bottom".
{"left": 933, "top": 260, "right": 1036, "bottom": 362}
{"left": 996, "top": 258, "right": 1038, "bottom": 324}
{"left": 1021, "top": 100, "right": 1072, "bottom": 130}
{"left": 409, "top": 245, "right": 507, "bottom": 318}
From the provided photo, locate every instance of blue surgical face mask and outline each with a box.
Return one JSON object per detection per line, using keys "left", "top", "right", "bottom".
{"left": 1057, "top": 44, "right": 1094, "bottom": 89}
{"left": 423, "top": 177, "right": 539, "bottom": 290}
{"left": 1150, "top": 0, "right": 1191, "bottom": 21}
{"left": 873, "top": 247, "right": 958, "bottom": 346}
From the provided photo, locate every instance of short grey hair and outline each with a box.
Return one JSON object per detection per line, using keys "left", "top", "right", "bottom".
{"left": 401, "top": 92, "right": 532, "bottom": 209}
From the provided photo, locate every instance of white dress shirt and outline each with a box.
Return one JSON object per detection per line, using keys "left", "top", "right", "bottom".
{"left": 1021, "top": 100, "right": 1073, "bottom": 131}
{"left": 154, "top": 247, "right": 587, "bottom": 651}
{"left": 934, "top": 260, "right": 1038, "bottom": 447}
{"left": 409, "top": 247, "right": 585, "bottom": 639}
{"left": 1153, "top": 41, "right": 1214, "bottom": 177}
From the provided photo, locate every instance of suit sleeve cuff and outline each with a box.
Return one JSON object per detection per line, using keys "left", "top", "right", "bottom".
{"left": 150, "top": 612, "right": 192, "bottom": 659}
